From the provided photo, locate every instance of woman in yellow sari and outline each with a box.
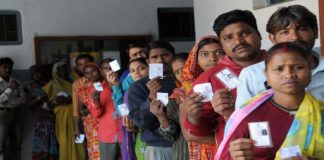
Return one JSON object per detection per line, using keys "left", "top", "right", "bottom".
{"left": 43, "top": 61, "right": 86, "bottom": 160}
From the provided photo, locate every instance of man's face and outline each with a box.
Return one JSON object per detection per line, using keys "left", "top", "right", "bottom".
{"left": 219, "top": 22, "right": 262, "bottom": 62}
{"left": 76, "top": 58, "right": 91, "bottom": 74}
{"left": 269, "top": 23, "right": 317, "bottom": 52}
{"left": 129, "top": 47, "right": 146, "bottom": 60}
{"left": 148, "top": 48, "right": 173, "bottom": 73}
{"left": 0, "top": 64, "right": 13, "bottom": 79}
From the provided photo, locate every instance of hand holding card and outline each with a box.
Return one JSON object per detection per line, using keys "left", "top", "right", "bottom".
{"left": 215, "top": 68, "right": 240, "bottom": 90}
{"left": 193, "top": 83, "right": 213, "bottom": 102}
{"left": 248, "top": 121, "right": 272, "bottom": 148}
{"left": 157, "top": 92, "right": 169, "bottom": 106}
{"left": 93, "top": 82, "right": 103, "bottom": 91}
{"left": 75, "top": 134, "right": 85, "bottom": 143}
{"left": 118, "top": 103, "right": 130, "bottom": 116}
{"left": 149, "top": 63, "right": 163, "bottom": 79}
{"left": 109, "top": 60, "right": 121, "bottom": 72}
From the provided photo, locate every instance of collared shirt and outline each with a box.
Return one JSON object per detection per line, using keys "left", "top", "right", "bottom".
{"left": 236, "top": 52, "right": 324, "bottom": 109}
{"left": 0, "top": 77, "right": 26, "bottom": 108}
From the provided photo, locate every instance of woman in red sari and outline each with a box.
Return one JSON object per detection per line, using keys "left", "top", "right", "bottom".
{"left": 172, "top": 36, "right": 225, "bottom": 160}
{"left": 74, "top": 62, "right": 102, "bottom": 160}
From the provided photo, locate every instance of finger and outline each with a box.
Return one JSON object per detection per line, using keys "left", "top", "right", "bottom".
{"left": 147, "top": 81, "right": 160, "bottom": 88}
{"left": 230, "top": 139, "right": 254, "bottom": 151}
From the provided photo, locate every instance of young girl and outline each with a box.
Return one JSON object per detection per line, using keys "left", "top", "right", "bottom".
{"left": 151, "top": 36, "right": 225, "bottom": 160}
{"left": 215, "top": 42, "right": 324, "bottom": 160}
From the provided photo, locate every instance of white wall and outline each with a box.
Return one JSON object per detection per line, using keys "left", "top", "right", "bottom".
{"left": 0, "top": 0, "right": 193, "bottom": 69}
{"left": 194, "top": 0, "right": 320, "bottom": 50}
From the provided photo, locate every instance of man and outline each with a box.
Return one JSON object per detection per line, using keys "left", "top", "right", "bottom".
{"left": 183, "top": 10, "right": 265, "bottom": 145}
{"left": 235, "top": 5, "right": 323, "bottom": 108}
{"left": 0, "top": 57, "right": 25, "bottom": 160}
{"left": 128, "top": 40, "right": 176, "bottom": 160}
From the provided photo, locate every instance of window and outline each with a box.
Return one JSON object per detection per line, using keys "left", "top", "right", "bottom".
{"left": 158, "top": 8, "right": 195, "bottom": 41}
{"left": 0, "top": 10, "right": 22, "bottom": 45}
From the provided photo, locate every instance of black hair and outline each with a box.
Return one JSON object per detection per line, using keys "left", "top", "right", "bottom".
{"left": 128, "top": 57, "right": 149, "bottom": 68}
{"left": 197, "top": 38, "right": 221, "bottom": 52}
{"left": 170, "top": 52, "right": 189, "bottom": 65}
{"left": 75, "top": 54, "right": 94, "bottom": 64}
{"left": 127, "top": 42, "right": 148, "bottom": 56}
{"left": 266, "top": 5, "right": 318, "bottom": 38}
{"left": 265, "top": 42, "right": 309, "bottom": 69}
{"left": 0, "top": 57, "right": 14, "bottom": 66}
{"left": 145, "top": 40, "right": 175, "bottom": 57}
{"left": 99, "top": 58, "right": 114, "bottom": 66}
{"left": 213, "top": 10, "right": 259, "bottom": 37}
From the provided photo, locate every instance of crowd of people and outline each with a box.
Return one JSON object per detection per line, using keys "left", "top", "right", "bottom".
{"left": 0, "top": 4, "right": 324, "bottom": 160}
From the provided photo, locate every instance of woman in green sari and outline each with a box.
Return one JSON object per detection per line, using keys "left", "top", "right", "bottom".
{"left": 43, "top": 61, "right": 86, "bottom": 160}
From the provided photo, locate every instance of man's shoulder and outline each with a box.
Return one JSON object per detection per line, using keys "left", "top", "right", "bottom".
{"left": 241, "top": 61, "right": 265, "bottom": 74}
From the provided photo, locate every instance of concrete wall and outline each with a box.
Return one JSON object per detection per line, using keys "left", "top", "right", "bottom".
{"left": 193, "top": 0, "right": 320, "bottom": 50}
{"left": 0, "top": 0, "right": 194, "bottom": 69}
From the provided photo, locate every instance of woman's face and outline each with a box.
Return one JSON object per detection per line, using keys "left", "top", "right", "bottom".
{"left": 57, "top": 64, "right": 69, "bottom": 80}
{"left": 266, "top": 51, "right": 311, "bottom": 95}
{"left": 197, "top": 43, "right": 225, "bottom": 71}
{"left": 100, "top": 62, "right": 112, "bottom": 77}
{"left": 84, "top": 65, "right": 101, "bottom": 82}
{"left": 172, "top": 59, "right": 186, "bottom": 83}
{"left": 129, "top": 61, "right": 149, "bottom": 81}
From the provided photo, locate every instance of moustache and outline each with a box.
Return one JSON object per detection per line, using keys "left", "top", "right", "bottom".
{"left": 232, "top": 43, "right": 251, "bottom": 52}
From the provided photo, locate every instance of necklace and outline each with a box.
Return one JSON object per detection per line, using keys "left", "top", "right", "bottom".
{"left": 269, "top": 99, "right": 298, "bottom": 116}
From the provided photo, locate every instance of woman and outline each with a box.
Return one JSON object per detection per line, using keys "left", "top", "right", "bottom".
{"left": 121, "top": 58, "right": 149, "bottom": 160}
{"left": 156, "top": 36, "right": 225, "bottom": 160}
{"left": 28, "top": 65, "right": 58, "bottom": 160}
{"left": 43, "top": 61, "right": 86, "bottom": 160}
{"left": 215, "top": 42, "right": 324, "bottom": 160}
{"left": 86, "top": 59, "right": 123, "bottom": 160}
{"left": 75, "top": 62, "right": 102, "bottom": 160}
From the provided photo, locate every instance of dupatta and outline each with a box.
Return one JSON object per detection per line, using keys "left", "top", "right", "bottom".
{"left": 214, "top": 90, "right": 324, "bottom": 159}
{"left": 171, "top": 35, "right": 219, "bottom": 160}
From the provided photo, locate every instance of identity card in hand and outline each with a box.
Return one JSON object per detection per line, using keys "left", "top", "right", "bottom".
{"left": 215, "top": 68, "right": 240, "bottom": 90}
{"left": 149, "top": 63, "right": 163, "bottom": 79}
{"left": 118, "top": 103, "right": 130, "bottom": 116}
{"left": 248, "top": 121, "right": 272, "bottom": 147}
{"left": 157, "top": 92, "right": 169, "bottom": 106}
{"left": 109, "top": 60, "right": 121, "bottom": 72}
{"left": 75, "top": 134, "right": 85, "bottom": 143}
{"left": 193, "top": 83, "right": 213, "bottom": 102}
{"left": 280, "top": 145, "right": 302, "bottom": 159}
{"left": 93, "top": 82, "right": 103, "bottom": 91}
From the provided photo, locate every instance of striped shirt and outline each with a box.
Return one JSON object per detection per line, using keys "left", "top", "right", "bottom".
{"left": 236, "top": 52, "right": 324, "bottom": 109}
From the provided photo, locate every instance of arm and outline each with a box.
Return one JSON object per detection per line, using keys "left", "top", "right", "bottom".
{"left": 111, "top": 85, "right": 123, "bottom": 106}
{"left": 179, "top": 101, "right": 215, "bottom": 143}
{"left": 0, "top": 88, "right": 11, "bottom": 104}
{"left": 6, "top": 82, "right": 26, "bottom": 107}
{"left": 128, "top": 81, "right": 160, "bottom": 129}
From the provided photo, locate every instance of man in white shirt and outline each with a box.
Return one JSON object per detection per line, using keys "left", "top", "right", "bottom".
{"left": 0, "top": 57, "right": 25, "bottom": 159}
{"left": 236, "top": 5, "right": 324, "bottom": 108}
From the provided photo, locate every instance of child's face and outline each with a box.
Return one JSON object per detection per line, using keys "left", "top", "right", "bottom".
{"left": 129, "top": 61, "right": 148, "bottom": 81}
{"left": 0, "top": 64, "right": 12, "bottom": 78}
{"left": 172, "top": 59, "right": 186, "bottom": 83}
{"left": 266, "top": 51, "right": 311, "bottom": 95}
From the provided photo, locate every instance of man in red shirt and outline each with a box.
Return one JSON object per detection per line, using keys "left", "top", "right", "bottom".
{"left": 183, "top": 10, "right": 266, "bottom": 146}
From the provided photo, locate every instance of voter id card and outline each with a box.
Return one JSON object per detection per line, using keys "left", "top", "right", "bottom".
{"left": 215, "top": 68, "right": 240, "bottom": 90}
{"left": 248, "top": 121, "right": 272, "bottom": 147}
{"left": 193, "top": 83, "right": 213, "bottom": 102}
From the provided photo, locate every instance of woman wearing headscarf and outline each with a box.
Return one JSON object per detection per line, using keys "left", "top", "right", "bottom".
{"left": 43, "top": 61, "right": 86, "bottom": 160}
